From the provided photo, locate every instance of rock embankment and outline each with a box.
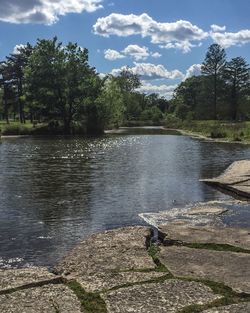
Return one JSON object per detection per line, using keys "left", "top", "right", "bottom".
{"left": 1, "top": 223, "right": 250, "bottom": 312}
{"left": 201, "top": 160, "right": 250, "bottom": 199}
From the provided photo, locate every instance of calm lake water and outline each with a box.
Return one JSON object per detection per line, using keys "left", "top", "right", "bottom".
{"left": 0, "top": 127, "right": 250, "bottom": 268}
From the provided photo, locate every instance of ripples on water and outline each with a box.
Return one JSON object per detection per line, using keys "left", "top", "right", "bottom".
{"left": 0, "top": 128, "right": 250, "bottom": 268}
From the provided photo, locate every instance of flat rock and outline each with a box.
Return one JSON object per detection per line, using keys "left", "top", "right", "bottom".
{"left": 55, "top": 226, "right": 157, "bottom": 291}
{"left": 102, "top": 279, "right": 221, "bottom": 313}
{"left": 159, "top": 246, "right": 250, "bottom": 293}
{"left": 201, "top": 160, "right": 250, "bottom": 198}
{"left": 74, "top": 271, "right": 165, "bottom": 293}
{"left": 0, "top": 284, "right": 82, "bottom": 313}
{"left": 188, "top": 206, "right": 228, "bottom": 215}
{"left": 158, "top": 221, "right": 250, "bottom": 250}
{"left": 0, "top": 267, "right": 60, "bottom": 292}
{"left": 202, "top": 302, "right": 250, "bottom": 312}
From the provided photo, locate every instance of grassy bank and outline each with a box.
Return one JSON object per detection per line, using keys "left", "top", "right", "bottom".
{"left": 165, "top": 118, "right": 250, "bottom": 143}
{"left": 0, "top": 121, "right": 89, "bottom": 136}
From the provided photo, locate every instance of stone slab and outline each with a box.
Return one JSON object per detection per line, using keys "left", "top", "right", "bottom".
{"left": 74, "top": 271, "right": 166, "bottom": 293}
{"left": 0, "top": 267, "right": 60, "bottom": 293}
{"left": 102, "top": 279, "right": 221, "bottom": 313}
{"left": 159, "top": 246, "right": 250, "bottom": 293}
{"left": 202, "top": 302, "right": 250, "bottom": 312}
{"left": 201, "top": 160, "right": 250, "bottom": 198}
{"left": 188, "top": 206, "right": 228, "bottom": 215}
{"left": 0, "top": 284, "right": 82, "bottom": 313}
{"left": 158, "top": 221, "right": 250, "bottom": 250}
{"left": 55, "top": 226, "right": 157, "bottom": 291}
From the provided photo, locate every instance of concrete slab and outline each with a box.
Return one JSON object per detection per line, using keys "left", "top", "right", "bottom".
{"left": 55, "top": 227, "right": 157, "bottom": 291}
{"left": 201, "top": 160, "right": 250, "bottom": 198}
{"left": 202, "top": 302, "right": 250, "bottom": 312}
{"left": 0, "top": 267, "right": 60, "bottom": 293}
{"left": 158, "top": 221, "right": 250, "bottom": 250}
{"left": 0, "top": 284, "right": 82, "bottom": 313}
{"left": 74, "top": 271, "right": 166, "bottom": 293}
{"left": 159, "top": 246, "right": 250, "bottom": 293}
{"left": 188, "top": 206, "right": 228, "bottom": 215}
{"left": 102, "top": 279, "right": 221, "bottom": 313}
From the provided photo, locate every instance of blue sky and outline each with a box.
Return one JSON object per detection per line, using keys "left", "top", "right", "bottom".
{"left": 0, "top": 0, "right": 250, "bottom": 98}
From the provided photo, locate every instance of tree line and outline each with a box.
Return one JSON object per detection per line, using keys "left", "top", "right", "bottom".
{"left": 1, "top": 39, "right": 250, "bottom": 135}
{"left": 171, "top": 44, "right": 250, "bottom": 121}
{"left": 0, "top": 37, "right": 168, "bottom": 134}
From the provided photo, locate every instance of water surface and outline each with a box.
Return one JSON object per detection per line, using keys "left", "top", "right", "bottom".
{"left": 0, "top": 128, "right": 250, "bottom": 268}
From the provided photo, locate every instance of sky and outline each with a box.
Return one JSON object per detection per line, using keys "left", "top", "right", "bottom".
{"left": 0, "top": 0, "right": 250, "bottom": 98}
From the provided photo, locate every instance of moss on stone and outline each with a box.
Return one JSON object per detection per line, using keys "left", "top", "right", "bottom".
{"left": 184, "top": 242, "right": 250, "bottom": 254}
{"left": 66, "top": 280, "right": 107, "bottom": 313}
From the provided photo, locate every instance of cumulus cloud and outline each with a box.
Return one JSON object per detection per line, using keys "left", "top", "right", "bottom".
{"left": 138, "top": 81, "right": 177, "bottom": 99}
{"left": 185, "top": 64, "right": 202, "bottom": 79}
{"left": 211, "top": 29, "right": 250, "bottom": 48}
{"left": 161, "top": 41, "right": 201, "bottom": 53}
{"left": 111, "top": 62, "right": 184, "bottom": 80}
{"left": 94, "top": 13, "right": 208, "bottom": 53}
{"left": 0, "top": 0, "right": 103, "bottom": 25}
{"left": 210, "top": 24, "right": 226, "bottom": 32}
{"left": 151, "top": 52, "right": 162, "bottom": 58}
{"left": 122, "top": 45, "right": 150, "bottom": 61}
{"left": 105, "top": 45, "right": 162, "bottom": 61}
{"left": 104, "top": 49, "right": 125, "bottom": 60}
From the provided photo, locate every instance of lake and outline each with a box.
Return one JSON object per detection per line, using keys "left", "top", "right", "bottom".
{"left": 0, "top": 127, "right": 250, "bottom": 268}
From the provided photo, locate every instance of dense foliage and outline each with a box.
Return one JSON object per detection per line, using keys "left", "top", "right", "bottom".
{"left": 0, "top": 37, "right": 168, "bottom": 135}
{"left": 172, "top": 44, "right": 250, "bottom": 121}
{"left": 0, "top": 40, "right": 250, "bottom": 136}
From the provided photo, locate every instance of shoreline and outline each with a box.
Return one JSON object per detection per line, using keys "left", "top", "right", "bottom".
{"left": 165, "top": 127, "right": 250, "bottom": 145}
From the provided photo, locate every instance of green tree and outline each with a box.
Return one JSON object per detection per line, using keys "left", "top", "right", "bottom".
{"left": 96, "top": 76, "right": 124, "bottom": 128}
{"left": 223, "top": 57, "right": 250, "bottom": 120}
{"left": 25, "top": 38, "right": 99, "bottom": 133}
{"left": 201, "top": 44, "right": 226, "bottom": 119}
{"left": 115, "top": 68, "right": 141, "bottom": 121}
{"left": 5, "top": 43, "right": 33, "bottom": 123}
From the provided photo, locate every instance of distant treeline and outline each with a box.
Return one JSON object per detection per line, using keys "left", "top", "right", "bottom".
{"left": 171, "top": 44, "right": 250, "bottom": 121}
{"left": 0, "top": 37, "right": 168, "bottom": 134}
{"left": 0, "top": 38, "right": 249, "bottom": 135}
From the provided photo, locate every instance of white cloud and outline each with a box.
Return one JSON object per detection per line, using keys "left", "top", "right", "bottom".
{"left": 122, "top": 45, "right": 149, "bottom": 61}
{"left": 138, "top": 81, "right": 177, "bottom": 99}
{"left": 13, "top": 44, "right": 27, "bottom": 54}
{"left": 161, "top": 41, "right": 200, "bottom": 53}
{"left": 210, "top": 24, "right": 226, "bottom": 32}
{"left": 94, "top": 13, "right": 208, "bottom": 53}
{"left": 211, "top": 29, "right": 250, "bottom": 48}
{"left": 0, "top": 0, "right": 103, "bottom": 25}
{"left": 151, "top": 52, "right": 162, "bottom": 58}
{"left": 111, "top": 63, "right": 184, "bottom": 80}
{"left": 104, "top": 49, "right": 125, "bottom": 60}
{"left": 185, "top": 64, "right": 202, "bottom": 79}
{"left": 105, "top": 45, "right": 162, "bottom": 61}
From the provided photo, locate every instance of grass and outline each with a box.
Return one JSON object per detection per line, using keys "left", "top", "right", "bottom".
{"left": 165, "top": 118, "right": 250, "bottom": 143}
{"left": 66, "top": 280, "right": 107, "bottom": 313}
{"left": 177, "top": 277, "right": 250, "bottom": 313}
{"left": 184, "top": 242, "right": 250, "bottom": 254}
{"left": 0, "top": 120, "right": 38, "bottom": 136}
{"left": 148, "top": 243, "right": 173, "bottom": 274}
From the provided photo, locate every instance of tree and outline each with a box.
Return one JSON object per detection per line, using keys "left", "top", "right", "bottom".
{"left": 0, "top": 62, "right": 17, "bottom": 124}
{"left": 96, "top": 76, "right": 124, "bottom": 128}
{"left": 25, "top": 37, "right": 99, "bottom": 133}
{"left": 223, "top": 57, "right": 250, "bottom": 120}
{"left": 115, "top": 68, "right": 141, "bottom": 121}
{"left": 201, "top": 44, "right": 226, "bottom": 119}
{"left": 5, "top": 43, "right": 33, "bottom": 123}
